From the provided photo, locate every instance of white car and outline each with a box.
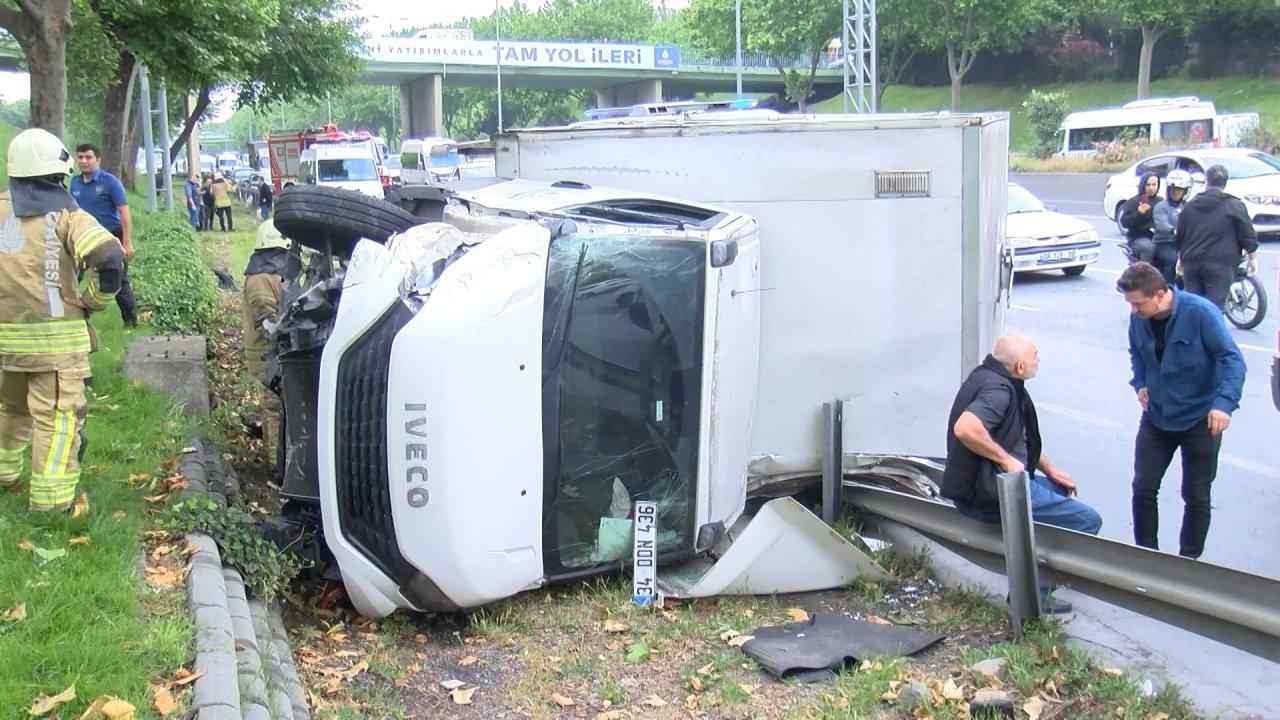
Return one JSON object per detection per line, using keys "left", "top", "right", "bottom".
{"left": 1007, "top": 182, "right": 1101, "bottom": 276}
{"left": 297, "top": 143, "right": 385, "bottom": 199}
{"left": 1103, "top": 147, "right": 1280, "bottom": 236}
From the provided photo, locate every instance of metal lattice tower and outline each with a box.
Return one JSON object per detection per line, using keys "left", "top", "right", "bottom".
{"left": 841, "top": 0, "right": 877, "bottom": 113}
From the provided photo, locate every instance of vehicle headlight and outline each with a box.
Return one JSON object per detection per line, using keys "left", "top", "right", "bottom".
{"left": 1007, "top": 236, "right": 1033, "bottom": 248}
{"left": 1243, "top": 195, "right": 1280, "bottom": 206}
{"left": 1072, "top": 229, "right": 1099, "bottom": 242}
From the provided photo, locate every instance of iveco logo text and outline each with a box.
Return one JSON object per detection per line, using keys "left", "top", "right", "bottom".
{"left": 404, "top": 403, "right": 429, "bottom": 508}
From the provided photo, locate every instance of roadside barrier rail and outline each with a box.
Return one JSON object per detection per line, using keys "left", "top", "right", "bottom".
{"left": 844, "top": 483, "right": 1280, "bottom": 664}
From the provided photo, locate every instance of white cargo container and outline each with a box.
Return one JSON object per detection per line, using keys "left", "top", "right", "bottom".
{"left": 495, "top": 113, "right": 1011, "bottom": 514}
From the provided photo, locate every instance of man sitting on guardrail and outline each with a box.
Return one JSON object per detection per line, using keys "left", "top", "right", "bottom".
{"left": 942, "top": 334, "right": 1103, "bottom": 613}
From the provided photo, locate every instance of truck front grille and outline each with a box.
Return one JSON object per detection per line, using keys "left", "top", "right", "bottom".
{"left": 334, "top": 302, "right": 416, "bottom": 585}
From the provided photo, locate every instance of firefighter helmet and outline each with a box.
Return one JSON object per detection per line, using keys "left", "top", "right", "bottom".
{"left": 254, "top": 220, "right": 290, "bottom": 251}
{"left": 7, "top": 128, "right": 74, "bottom": 178}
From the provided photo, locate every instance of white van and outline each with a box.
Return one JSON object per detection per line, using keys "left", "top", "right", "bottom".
{"left": 297, "top": 143, "right": 384, "bottom": 198}
{"left": 1057, "top": 97, "right": 1259, "bottom": 157}
{"left": 400, "top": 137, "right": 462, "bottom": 185}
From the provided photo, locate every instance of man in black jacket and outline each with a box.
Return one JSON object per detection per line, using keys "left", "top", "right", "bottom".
{"left": 943, "top": 335, "right": 1102, "bottom": 610}
{"left": 1174, "top": 164, "right": 1258, "bottom": 309}
{"left": 1120, "top": 172, "right": 1162, "bottom": 263}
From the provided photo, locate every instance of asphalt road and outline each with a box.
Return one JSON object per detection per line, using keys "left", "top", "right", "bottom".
{"left": 1007, "top": 173, "right": 1279, "bottom": 715}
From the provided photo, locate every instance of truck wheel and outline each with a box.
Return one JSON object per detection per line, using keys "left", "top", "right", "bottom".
{"left": 275, "top": 185, "right": 420, "bottom": 255}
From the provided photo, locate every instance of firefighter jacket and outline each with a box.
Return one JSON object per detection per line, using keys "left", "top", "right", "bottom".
{"left": 0, "top": 194, "right": 123, "bottom": 373}
{"left": 242, "top": 271, "right": 283, "bottom": 361}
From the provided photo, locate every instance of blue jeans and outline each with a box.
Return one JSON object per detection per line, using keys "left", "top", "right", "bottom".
{"left": 258, "top": 203, "right": 271, "bottom": 221}
{"left": 956, "top": 473, "right": 1102, "bottom": 535}
{"left": 188, "top": 207, "right": 200, "bottom": 229}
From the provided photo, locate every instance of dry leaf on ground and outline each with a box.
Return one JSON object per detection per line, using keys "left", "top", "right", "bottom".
{"left": 727, "top": 634, "right": 753, "bottom": 648}
{"left": 602, "top": 619, "right": 630, "bottom": 633}
{"left": 642, "top": 695, "right": 667, "bottom": 707}
{"left": 458, "top": 655, "right": 478, "bottom": 666}
{"left": 786, "top": 607, "right": 809, "bottom": 622}
{"left": 17, "top": 539, "right": 35, "bottom": 552}
{"left": 2, "top": 603, "right": 25, "bottom": 621}
{"left": 440, "top": 679, "right": 466, "bottom": 691}
{"left": 169, "top": 669, "right": 203, "bottom": 687}
{"left": 550, "top": 692, "right": 575, "bottom": 707}
{"left": 71, "top": 493, "right": 89, "bottom": 518}
{"left": 1023, "top": 696, "right": 1046, "bottom": 720}
{"left": 451, "top": 687, "right": 476, "bottom": 705}
{"left": 69, "top": 536, "right": 90, "bottom": 547}
{"left": 29, "top": 684, "right": 75, "bottom": 716}
{"left": 941, "top": 679, "right": 964, "bottom": 701}
{"left": 864, "top": 614, "right": 892, "bottom": 625}
{"left": 79, "top": 694, "right": 135, "bottom": 719}
{"left": 152, "top": 689, "right": 178, "bottom": 716}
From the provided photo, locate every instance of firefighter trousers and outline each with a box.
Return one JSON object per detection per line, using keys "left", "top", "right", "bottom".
{"left": 0, "top": 369, "right": 87, "bottom": 510}
{"left": 245, "top": 358, "right": 279, "bottom": 466}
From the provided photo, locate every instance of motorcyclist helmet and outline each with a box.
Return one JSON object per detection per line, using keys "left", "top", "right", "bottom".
{"left": 1166, "top": 169, "right": 1193, "bottom": 191}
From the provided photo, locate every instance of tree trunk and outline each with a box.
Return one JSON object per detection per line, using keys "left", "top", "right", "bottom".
{"left": 945, "top": 44, "right": 977, "bottom": 112}
{"left": 168, "top": 86, "right": 212, "bottom": 164}
{"left": 121, "top": 107, "right": 142, "bottom": 190}
{"left": 1136, "top": 24, "right": 1166, "bottom": 100}
{"left": 0, "top": 1, "right": 72, "bottom": 136}
{"left": 100, "top": 53, "right": 137, "bottom": 180}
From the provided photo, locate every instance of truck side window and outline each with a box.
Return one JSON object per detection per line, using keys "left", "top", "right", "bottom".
{"left": 541, "top": 236, "right": 705, "bottom": 573}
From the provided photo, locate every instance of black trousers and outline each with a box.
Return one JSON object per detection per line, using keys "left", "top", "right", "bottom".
{"left": 1181, "top": 261, "right": 1234, "bottom": 310}
{"left": 215, "top": 206, "right": 233, "bottom": 231}
{"left": 108, "top": 226, "right": 136, "bottom": 325}
{"left": 1132, "top": 413, "right": 1222, "bottom": 558}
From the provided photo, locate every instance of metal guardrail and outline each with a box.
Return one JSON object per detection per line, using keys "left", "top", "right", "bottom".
{"left": 844, "top": 483, "right": 1280, "bottom": 664}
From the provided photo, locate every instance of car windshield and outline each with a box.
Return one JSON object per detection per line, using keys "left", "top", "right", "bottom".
{"left": 540, "top": 235, "right": 704, "bottom": 575}
{"left": 1201, "top": 153, "right": 1280, "bottom": 179}
{"left": 384, "top": 156, "right": 402, "bottom": 169}
{"left": 427, "top": 149, "right": 461, "bottom": 168}
{"left": 317, "top": 158, "right": 378, "bottom": 182}
{"left": 1007, "top": 184, "right": 1046, "bottom": 214}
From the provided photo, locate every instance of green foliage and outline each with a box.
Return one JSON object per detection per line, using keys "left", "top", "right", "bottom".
{"left": 162, "top": 496, "right": 306, "bottom": 601}
{"left": 1023, "top": 89, "right": 1070, "bottom": 158}
{"left": 1239, "top": 123, "right": 1280, "bottom": 155}
{"left": 129, "top": 212, "right": 219, "bottom": 335}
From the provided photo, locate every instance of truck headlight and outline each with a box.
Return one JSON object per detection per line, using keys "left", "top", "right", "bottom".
{"left": 1244, "top": 195, "right": 1280, "bottom": 206}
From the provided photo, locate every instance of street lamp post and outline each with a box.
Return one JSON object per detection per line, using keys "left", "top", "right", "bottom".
{"left": 496, "top": 0, "right": 504, "bottom": 133}
{"left": 735, "top": 0, "right": 743, "bottom": 96}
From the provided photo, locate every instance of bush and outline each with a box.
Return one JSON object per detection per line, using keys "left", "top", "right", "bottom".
{"left": 1238, "top": 124, "right": 1280, "bottom": 155}
{"left": 163, "top": 497, "right": 307, "bottom": 601}
{"left": 1022, "top": 90, "right": 1071, "bottom": 159}
{"left": 130, "top": 211, "right": 219, "bottom": 334}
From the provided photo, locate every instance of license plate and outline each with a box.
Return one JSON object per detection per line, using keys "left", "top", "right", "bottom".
{"left": 1040, "top": 250, "right": 1075, "bottom": 263}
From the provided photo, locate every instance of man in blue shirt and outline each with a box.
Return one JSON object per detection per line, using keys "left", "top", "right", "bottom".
{"left": 1117, "top": 262, "right": 1246, "bottom": 558}
{"left": 184, "top": 172, "right": 201, "bottom": 229}
{"left": 71, "top": 143, "right": 136, "bottom": 326}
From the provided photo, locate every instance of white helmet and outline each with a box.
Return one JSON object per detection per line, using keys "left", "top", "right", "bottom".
{"left": 254, "top": 220, "right": 290, "bottom": 251}
{"left": 7, "top": 128, "right": 74, "bottom": 178}
{"left": 1166, "top": 169, "right": 1193, "bottom": 190}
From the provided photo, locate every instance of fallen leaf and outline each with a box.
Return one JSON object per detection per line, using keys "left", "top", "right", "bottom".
{"left": 79, "top": 694, "right": 136, "bottom": 719}
{"left": 440, "top": 679, "right": 466, "bottom": 691}
{"left": 738, "top": 684, "right": 756, "bottom": 696}
{"left": 727, "top": 634, "right": 753, "bottom": 648}
{"left": 684, "top": 694, "right": 699, "bottom": 711}
{"left": 1102, "top": 668, "right": 1124, "bottom": 677}
{"left": 413, "top": 633, "right": 427, "bottom": 643}
{"left": 602, "top": 619, "right": 630, "bottom": 633}
{"left": 17, "top": 539, "right": 35, "bottom": 552}
{"left": 605, "top": 640, "right": 621, "bottom": 651}
{"left": 689, "top": 676, "right": 703, "bottom": 692}
{"left": 152, "top": 688, "right": 178, "bottom": 716}
{"left": 32, "top": 545, "right": 67, "bottom": 564}
{"left": 321, "top": 677, "right": 341, "bottom": 695}
{"left": 1114, "top": 707, "right": 1126, "bottom": 718}
{"left": 111, "top": 510, "right": 126, "bottom": 520}
{"left": 696, "top": 662, "right": 717, "bottom": 676}
{"left": 864, "top": 614, "right": 892, "bottom": 625}
{"left": 143, "top": 494, "right": 168, "bottom": 503}
{"left": 129, "top": 473, "right": 154, "bottom": 484}
{"left": 941, "top": 679, "right": 963, "bottom": 701}
{"left": 597, "top": 711, "right": 625, "bottom": 720}
{"left": 71, "top": 493, "right": 90, "bottom": 518}
{"left": 69, "top": 536, "right": 90, "bottom": 547}
{"left": 169, "top": 669, "right": 203, "bottom": 686}
{"left": 719, "top": 630, "right": 740, "bottom": 642}
{"left": 641, "top": 695, "right": 667, "bottom": 707}
{"left": 2, "top": 603, "right": 25, "bottom": 621}
{"left": 1023, "top": 696, "right": 1046, "bottom": 720}
{"left": 458, "top": 655, "right": 478, "bottom": 666}
{"left": 626, "top": 642, "right": 650, "bottom": 663}
{"left": 741, "top": 607, "right": 755, "bottom": 618}
{"left": 786, "top": 607, "right": 809, "bottom": 622}
{"left": 550, "top": 692, "right": 574, "bottom": 708}
{"left": 339, "top": 660, "right": 367, "bottom": 680}
{"left": 29, "top": 684, "right": 75, "bottom": 716}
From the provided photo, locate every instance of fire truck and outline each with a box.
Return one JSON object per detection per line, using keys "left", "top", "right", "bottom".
{"left": 266, "top": 124, "right": 390, "bottom": 195}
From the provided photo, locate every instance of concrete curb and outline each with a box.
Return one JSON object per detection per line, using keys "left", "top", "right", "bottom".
{"left": 182, "top": 438, "right": 310, "bottom": 720}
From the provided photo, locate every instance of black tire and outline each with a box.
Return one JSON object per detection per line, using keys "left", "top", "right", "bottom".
{"left": 1225, "top": 274, "right": 1267, "bottom": 330}
{"left": 1062, "top": 265, "right": 1086, "bottom": 276}
{"left": 1114, "top": 202, "right": 1126, "bottom": 234}
{"left": 274, "top": 185, "right": 419, "bottom": 256}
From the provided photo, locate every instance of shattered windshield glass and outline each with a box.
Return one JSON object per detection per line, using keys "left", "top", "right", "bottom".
{"left": 541, "top": 235, "right": 705, "bottom": 574}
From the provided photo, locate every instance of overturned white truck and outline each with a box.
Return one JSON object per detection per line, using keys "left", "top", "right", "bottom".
{"left": 273, "top": 112, "right": 1010, "bottom": 617}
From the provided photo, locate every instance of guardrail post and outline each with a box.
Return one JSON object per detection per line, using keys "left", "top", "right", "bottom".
{"left": 996, "top": 470, "right": 1041, "bottom": 630}
{"left": 821, "top": 400, "right": 844, "bottom": 525}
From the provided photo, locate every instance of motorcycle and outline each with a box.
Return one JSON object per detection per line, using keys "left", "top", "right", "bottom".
{"left": 1119, "top": 243, "right": 1267, "bottom": 330}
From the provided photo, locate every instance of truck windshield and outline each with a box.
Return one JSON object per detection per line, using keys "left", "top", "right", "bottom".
{"left": 318, "top": 158, "right": 378, "bottom": 182}
{"left": 541, "top": 235, "right": 705, "bottom": 575}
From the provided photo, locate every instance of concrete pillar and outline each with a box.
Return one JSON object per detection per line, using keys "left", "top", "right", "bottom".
{"left": 399, "top": 74, "right": 443, "bottom": 139}
{"left": 595, "top": 79, "right": 663, "bottom": 110}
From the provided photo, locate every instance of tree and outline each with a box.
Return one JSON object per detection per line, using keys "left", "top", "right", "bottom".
{"left": 683, "top": 0, "right": 841, "bottom": 111}
{"left": 1108, "top": 2, "right": 1184, "bottom": 99}
{"left": 915, "top": 0, "right": 1055, "bottom": 111}
{"left": 0, "top": 0, "right": 72, "bottom": 135}
{"left": 874, "top": 0, "right": 925, "bottom": 108}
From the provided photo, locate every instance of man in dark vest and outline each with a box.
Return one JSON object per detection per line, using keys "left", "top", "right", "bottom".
{"left": 942, "top": 334, "right": 1102, "bottom": 613}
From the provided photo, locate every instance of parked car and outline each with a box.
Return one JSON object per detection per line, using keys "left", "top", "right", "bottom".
{"left": 1007, "top": 182, "right": 1101, "bottom": 276}
{"left": 1103, "top": 148, "right": 1280, "bottom": 236}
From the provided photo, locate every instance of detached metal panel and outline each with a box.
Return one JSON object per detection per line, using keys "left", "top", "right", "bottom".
{"left": 496, "top": 113, "right": 1008, "bottom": 472}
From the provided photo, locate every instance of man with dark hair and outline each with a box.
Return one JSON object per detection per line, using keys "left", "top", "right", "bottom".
{"left": 943, "top": 333, "right": 1102, "bottom": 613}
{"left": 1117, "top": 261, "right": 1246, "bottom": 558}
{"left": 1173, "top": 163, "right": 1258, "bottom": 310}
{"left": 70, "top": 143, "right": 136, "bottom": 327}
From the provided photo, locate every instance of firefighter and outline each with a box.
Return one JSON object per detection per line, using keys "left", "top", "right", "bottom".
{"left": 243, "top": 219, "right": 288, "bottom": 464}
{"left": 0, "top": 128, "right": 125, "bottom": 511}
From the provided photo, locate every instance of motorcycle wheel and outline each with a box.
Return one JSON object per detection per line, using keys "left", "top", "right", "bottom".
{"left": 1225, "top": 274, "right": 1267, "bottom": 331}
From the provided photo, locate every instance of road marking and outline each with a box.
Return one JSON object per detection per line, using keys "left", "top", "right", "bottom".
{"left": 1037, "top": 402, "right": 1124, "bottom": 428}
{"left": 1234, "top": 342, "right": 1274, "bottom": 354}
{"left": 1090, "top": 267, "right": 1121, "bottom": 276}
{"left": 1221, "top": 452, "right": 1280, "bottom": 480}
{"left": 1010, "top": 304, "right": 1042, "bottom": 312}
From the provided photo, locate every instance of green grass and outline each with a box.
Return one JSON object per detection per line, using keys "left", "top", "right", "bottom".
{"left": 811, "top": 75, "right": 1280, "bottom": 154}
